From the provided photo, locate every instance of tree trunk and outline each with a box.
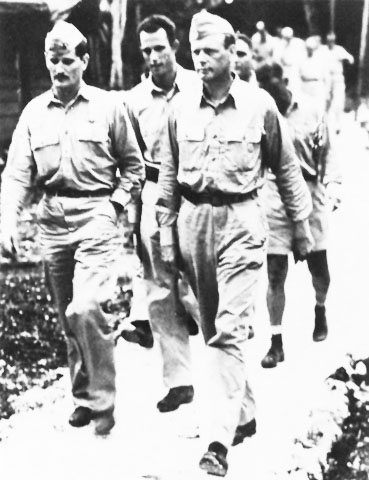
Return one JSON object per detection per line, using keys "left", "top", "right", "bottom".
{"left": 302, "top": 0, "right": 321, "bottom": 36}
{"left": 109, "top": 0, "right": 128, "bottom": 89}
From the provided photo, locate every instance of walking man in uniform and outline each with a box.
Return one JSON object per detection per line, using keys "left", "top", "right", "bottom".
{"left": 156, "top": 11, "right": 313, "bottom": 476}
{"left": 234, "top": 32, "right": 257, "bottom": 85}
{"left": 0, "top": 21, "right": 145, "bottom": 435}
{"left": 257, "top": 65, "right": 342, "bottom": 369}
{"left": 123, "top": 15, "right": 200, "bottom": 413}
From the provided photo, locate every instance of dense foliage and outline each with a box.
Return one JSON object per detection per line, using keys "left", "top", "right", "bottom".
{"left": 0, "top": 268, "right": 67, "bottom": 419}
{"left": 323, "top": 362, "right": 369, "bottom": 479}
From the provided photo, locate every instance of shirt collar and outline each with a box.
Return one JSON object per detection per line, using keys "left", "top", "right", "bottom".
{"left": 148, "top": 64, "right": 187, "bottom": 97}
{"left": 46, "top": 81, "right": 90, "bottom": 107}
{"left": 198, "top": 74, "right": 246, "bottom": 110}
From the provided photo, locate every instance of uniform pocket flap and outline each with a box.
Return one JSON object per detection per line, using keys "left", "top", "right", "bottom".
{"left": 246, "top": 128, "right": 262, "bottom": 143}
{"left": 31, "top": 131, "right": 59, "bottom": 150}
{"left": 178, "top": 126, "right": 205, "bottom": 141}
{"left": 78, "top": 123, "right": 108, "bottom": 143}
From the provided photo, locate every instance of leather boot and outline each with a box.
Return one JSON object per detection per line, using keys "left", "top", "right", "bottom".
{"left": 69, "top": 406, "right": 92, "bottom": 427}
{"left": 261, "top": 334, "right": 284, "bottom": 368}
{"left": 232, "top": 418, "right": 256, "bottom": 446}
{"left": 199, "top": 441, "right": 228, "bottom": 477}
{"left": 157, "top": 385, "right": 194, "bottom": 412}
{"left": 313, "top": 305, "right": 328, "bottom": 342}
{"left": 121, "top": 320, "right": 154, "bottom": 348}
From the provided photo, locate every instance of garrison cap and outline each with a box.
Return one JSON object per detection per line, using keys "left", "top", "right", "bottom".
{"left": 189, "top": 10, "right": 235, "bottom": 43}
{"left": 45, "top": 20, "right": 87, "bottom": 53}
{"left": 281, "top": 27, "right": 293, "bottom": 39}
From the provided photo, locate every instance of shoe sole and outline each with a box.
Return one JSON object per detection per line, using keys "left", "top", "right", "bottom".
{"left": 69, "top": 418, "right": 91, "bottom": 427}
{"left": 313, "top": 334, "right": 328, "bottom": 342}
{"left": 157, "top": 396, "right": 194, "bottom": 413}
{"left": 261, "top": 355, "right": 284, "bottom": 369}
{"left": 121, "top": 331, "right": 153, "bottom": 348}
{"left": 199, "top": 458, "right": 227, "bottom": 477}
{"left": 232, "top": 427, "right": 256, "bottom": 446}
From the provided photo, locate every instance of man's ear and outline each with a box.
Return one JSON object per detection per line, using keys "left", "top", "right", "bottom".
{"left": 229, "top": 43, "right": 236, "bottom": 55}
{"left": 173, "top": 39, "right": 179, "bottom": 53}
{"left": 82, "top": 53, "right": 90, "bottom": 71}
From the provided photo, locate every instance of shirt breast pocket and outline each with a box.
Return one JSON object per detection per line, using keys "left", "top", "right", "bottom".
{"left": 224, "top": 126, "right": 262, "bottom": 172}
{"left": 77, "top": 122, "right": 110, "bottom": 160}
{"left": 178, "top": 127, "right": 205, "bottom": 171}
{"left": 31, "top": 130, "right": 60, "bottom": 176}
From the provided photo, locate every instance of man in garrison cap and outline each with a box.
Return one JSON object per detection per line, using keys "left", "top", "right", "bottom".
{"left": 156, "top": 10, "right": 313, "bottom": 476}
{"left": 1, "top": 21, "right": 144, "bottom": 435}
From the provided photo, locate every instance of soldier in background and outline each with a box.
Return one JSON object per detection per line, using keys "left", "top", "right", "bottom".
{"left": 123, "top": 15, "right": 200, "bottom": 413}
{"left": 251, "top": 21, "right": 275, "bottom": 67}
{"left": 234, "top": 32, "right": 257, "bottom": 86}
{"left": 273, "top": 26, "right": 306, "bottom": 93}
{"left": 322, "top": 32, "right": 354, "bottom": 134}
{"left": 257, "top": 65, "right": 342, "bottom": 369}
{"left": 298, "top": 36, "right": 331, "bottom": 116}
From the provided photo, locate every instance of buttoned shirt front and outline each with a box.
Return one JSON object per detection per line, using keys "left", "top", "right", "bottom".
{"left": 156, "top": 77, "right": 311, "bottom": 236}
{"left": 124, "top": 65, "right": 201, "bottom": 170}
{"left": 1, "top": 83, "right": 145, "bottom": 227}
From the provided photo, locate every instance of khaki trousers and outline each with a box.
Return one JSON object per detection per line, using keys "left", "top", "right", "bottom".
{"left": 140, "top": 180, "right": 194, "bottom": 388}
{"left": 38, "top": 194, "right": 122, "bottom": 413}
{"left": 177, "top": 196, "right": 267, "bottom": 448}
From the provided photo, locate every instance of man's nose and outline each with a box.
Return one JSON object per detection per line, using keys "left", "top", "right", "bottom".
{"left": 150, "top": 50, "right": 159, "bottom": 62}
{"left": 197, "top": 50, "right": 207, "bottom": 63}
{"left": 55, "top": 62, "right": 65, "bottom": 73}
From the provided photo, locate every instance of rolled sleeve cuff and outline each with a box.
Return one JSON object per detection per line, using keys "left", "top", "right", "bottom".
{"left": 110, "top": 188, "right": 132, "bottom": 210}
{"left": 156, "top": 205, "right": 178, "bottom": 227}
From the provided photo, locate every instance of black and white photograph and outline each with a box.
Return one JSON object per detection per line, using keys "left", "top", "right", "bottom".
{"left": 0, "top": 0, "right": 368, "bottom": 478}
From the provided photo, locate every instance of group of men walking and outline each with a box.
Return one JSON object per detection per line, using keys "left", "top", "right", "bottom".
{"left": 1, "top": 9, "right": 343, "bottom": 477}
{"left": 248, "top": 21, "right": 354, "bottom": 134}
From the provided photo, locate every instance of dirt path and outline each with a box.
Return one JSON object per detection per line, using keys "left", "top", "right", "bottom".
{"left": 0, "top": 114, "right": 368, "bottom": 480}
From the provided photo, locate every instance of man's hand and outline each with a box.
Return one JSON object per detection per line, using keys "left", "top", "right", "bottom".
{"left": 292, "top": 219, "right": 314, "bottom": 262}
{"left": 1, "top": 228, "right": 19, "bottom": 260}
{"left": 161, "top": 244, "right": 177, "bottom": 269}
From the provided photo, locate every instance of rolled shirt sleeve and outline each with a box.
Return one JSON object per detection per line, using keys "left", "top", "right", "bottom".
{"left": 156, "top": 110, "right": 181, "bottom": 246}
{"left": 109, "top": 94, "right": 145, "bottom": 209}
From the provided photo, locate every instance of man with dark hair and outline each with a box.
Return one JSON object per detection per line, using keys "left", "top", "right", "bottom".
{"left": 156, "top": 10, "right": 313, "bottom": 476}
{"left": 0, "top": 21, "right": 145, "bottom": 435}
{"left": 123, "top": 14, "right": 200, "bottom": 413}
{"left": 257, "top": 66, "right": 341, "bottom": 369}
{"left": 137, "top": 13, "right": 177, "bottom": 46}
{"left": 234, "top": 32, "right": 257, "bottom": 85}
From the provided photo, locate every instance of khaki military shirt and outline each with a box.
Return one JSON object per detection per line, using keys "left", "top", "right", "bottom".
{"left": 124, "top": 65, "right": 200, "bottom": 170}
{"left": 1, "top": 83, "right": 145, "bottom": 228}
{"left": 156, "top": 77, "right": 312, "bottom": 243}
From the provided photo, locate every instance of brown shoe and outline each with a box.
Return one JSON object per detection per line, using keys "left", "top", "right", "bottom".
{"left": 157, "top": 385, "right": 194, "bottom": 412}
{"left": 69, "top": 407, "right": 92, "bottom": 428}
